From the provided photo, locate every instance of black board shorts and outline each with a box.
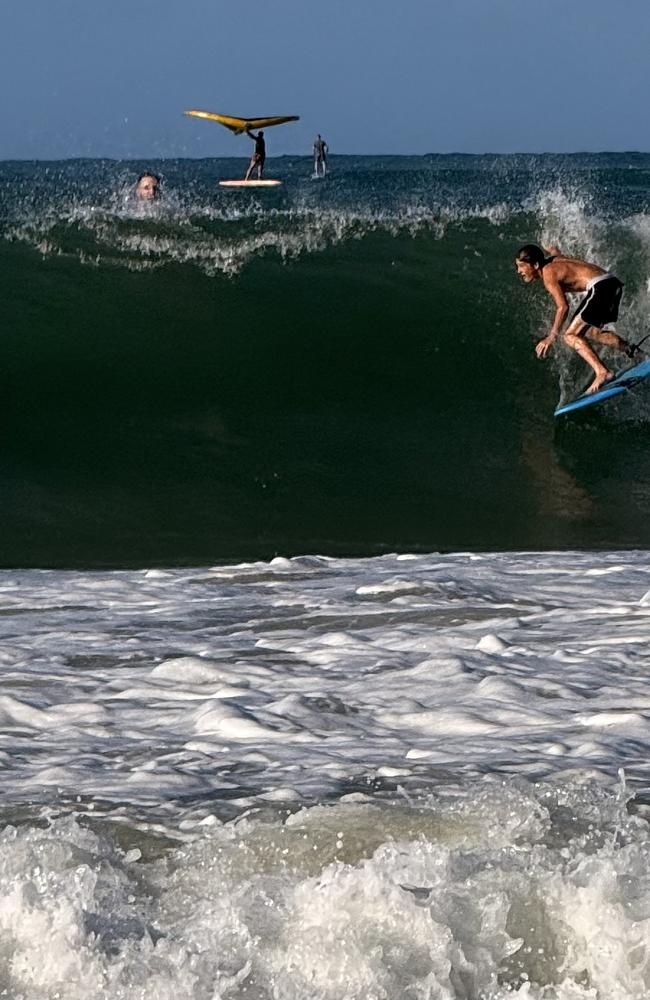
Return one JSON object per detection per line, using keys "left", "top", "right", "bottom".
{"left": 572, "top": 274, "right": 623, "bottom": 329}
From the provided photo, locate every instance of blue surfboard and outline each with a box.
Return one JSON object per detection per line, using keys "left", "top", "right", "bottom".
{"left": 554, "top": 358, "right": 650, "bottom": 417}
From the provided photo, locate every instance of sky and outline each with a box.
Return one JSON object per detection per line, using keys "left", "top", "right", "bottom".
{"left": 1, "top": 0, "right": 648, "bottom": 159}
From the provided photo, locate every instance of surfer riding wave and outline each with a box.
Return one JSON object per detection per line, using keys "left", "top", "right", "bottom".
{"left": 515, "top": 244, "right": 643, "bottom": 394}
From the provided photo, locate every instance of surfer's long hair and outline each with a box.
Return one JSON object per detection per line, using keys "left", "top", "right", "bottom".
{"left": 516, "top": 244, "right": 549, "bottom": 267}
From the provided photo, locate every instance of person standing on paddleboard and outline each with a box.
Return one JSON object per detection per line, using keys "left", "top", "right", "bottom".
{"left": 515, "top": 244, "right": 642, "bottom": 394}
{"left": 245, "top": 129, "right": 266, "bottom": 180}
{"left": 313, "top": 134, "right": 328, "bottom": 177}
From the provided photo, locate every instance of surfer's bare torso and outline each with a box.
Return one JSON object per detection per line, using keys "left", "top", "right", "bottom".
{"left": 540, "top": 252, "right": 607, "bottom": 294}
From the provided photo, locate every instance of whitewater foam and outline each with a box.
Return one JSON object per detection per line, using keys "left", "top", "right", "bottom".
{"left": 0, "top": 550, "right": 649, "bottom": 995}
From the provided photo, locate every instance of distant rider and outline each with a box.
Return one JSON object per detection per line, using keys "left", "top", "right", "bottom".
{"left": 515, "top": 243, "right": 642, "bottom": 394}
{"left": 313, "top": 134, "right": 328, "bottom": 176}
{"left": 245, "top": 129, "right": 266, "bottom": 180}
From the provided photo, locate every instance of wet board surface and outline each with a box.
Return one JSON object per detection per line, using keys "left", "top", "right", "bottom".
{"left": 554, "top": 357, "right": 650, "bottom": 417}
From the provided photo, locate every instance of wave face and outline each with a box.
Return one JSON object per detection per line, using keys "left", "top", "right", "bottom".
{"left": 1, "top": 154, "right": 650, "bottom": 566}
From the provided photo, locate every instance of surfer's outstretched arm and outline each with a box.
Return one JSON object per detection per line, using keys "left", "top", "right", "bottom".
{"left": 535, "top": 273, "right": 569, "bottom": 358}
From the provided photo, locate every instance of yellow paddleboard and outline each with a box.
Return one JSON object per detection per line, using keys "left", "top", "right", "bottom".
{"left": 219, "top": 180, "right": 282, "bottom": 187}
{"left": 184, "top": 110, "right": 299, "bottom": 134}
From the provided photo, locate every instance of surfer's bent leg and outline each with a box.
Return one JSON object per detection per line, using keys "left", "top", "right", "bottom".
{"left": 586, "top": 327, "right": 642, "bottom": 359}
{"left": 577, "top": 274, "right": 630, "bottom": 364}
{"left": 562, "top": 317, "right": 613, "bottom": 394}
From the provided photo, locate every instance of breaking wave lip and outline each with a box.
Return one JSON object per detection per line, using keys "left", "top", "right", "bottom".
{"left": 3, "top": 174, "right": 648, "bottom": 280}
{"left": 2, "top": 194, "right": 518, "bottom": 276}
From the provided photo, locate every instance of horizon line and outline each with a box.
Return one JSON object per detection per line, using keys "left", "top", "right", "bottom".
{"left": 1, "top": 149, "right": 649, "bottom": 164}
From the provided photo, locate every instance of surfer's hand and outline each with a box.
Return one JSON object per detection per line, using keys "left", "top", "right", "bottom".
{"left": 535, "top": 337, "right": 553, "bottom": 359}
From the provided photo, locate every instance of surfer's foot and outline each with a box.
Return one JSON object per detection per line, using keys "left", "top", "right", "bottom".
{"left": 586, "top": 370, "right": 614, "bottom": 394}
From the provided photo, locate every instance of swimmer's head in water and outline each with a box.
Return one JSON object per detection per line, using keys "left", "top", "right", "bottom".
{"left": 515, "top": 244, "right": 547, "bottom": 282}
{"left": 136, "top": 173, "right": 161, "bottom": 201}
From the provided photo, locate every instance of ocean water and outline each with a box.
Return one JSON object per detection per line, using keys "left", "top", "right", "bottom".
{"left": 1, "top": 156, "right": 650, "bottom": 999}
{"left": 1, "top": 154, "right": 650, "bottom": 565}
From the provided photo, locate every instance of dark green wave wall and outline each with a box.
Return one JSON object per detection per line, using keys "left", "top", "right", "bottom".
{"left": 1, "top": 155, "right": 649, "bottom": 565}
